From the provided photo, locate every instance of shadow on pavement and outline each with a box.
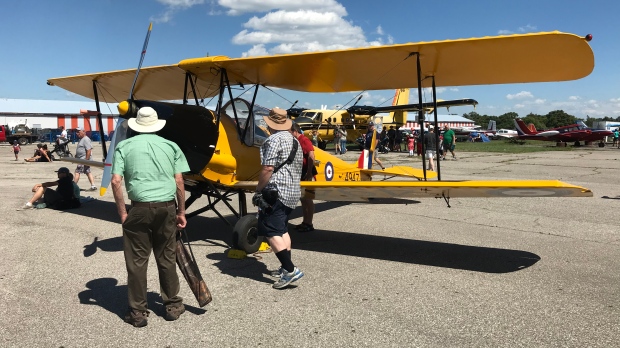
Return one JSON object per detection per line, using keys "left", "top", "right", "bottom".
{"left": 291, "top": 229, "right": 540, "bottom": 273}
{"left": 78, "top": 278, "right": 206, "bottom": 320}
{"left": 74, "top": 200, "right": 538, "bottom": 273}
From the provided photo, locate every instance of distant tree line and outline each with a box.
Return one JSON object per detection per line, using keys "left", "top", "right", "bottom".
{"left": 463, "top": 110, "right": 620, "bottom": 130}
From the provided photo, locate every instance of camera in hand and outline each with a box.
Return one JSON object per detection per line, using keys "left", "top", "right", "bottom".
{"left": 252, "top": 188, "right": 279, "bottom": 214}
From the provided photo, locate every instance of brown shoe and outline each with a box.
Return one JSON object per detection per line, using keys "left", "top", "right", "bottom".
{"left": 164, "top": 304, "right": 185, "bottom": 321}
{"left": 124, "top": 308, "right": 149, "bottom": 327}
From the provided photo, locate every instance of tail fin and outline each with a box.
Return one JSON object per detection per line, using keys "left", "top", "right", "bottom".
{"left": 487, "top": 120, "right": 496, "bottom": 132}
{"left": 527, "top": 123, "right": 537, "bottom": 132}
{"left": 389, "top": 88, "right": 409, "bottom": 125}
{"left": 514, "top": 119, "right": 534, "bottom": 135}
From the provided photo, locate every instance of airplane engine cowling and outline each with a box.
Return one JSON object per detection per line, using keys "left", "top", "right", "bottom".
{"left": 132, "top": 100, "right": 218, "bottom": 174}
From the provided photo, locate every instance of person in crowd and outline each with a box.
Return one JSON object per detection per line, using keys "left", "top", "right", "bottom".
{"left": 441, "top": 125, "right": 457, "bottom": 160}
{"left": 73, "top": 127, "right": 97, "bottom": 191}
{"left": 424, "top": 128, "right": 437, "bottom": 171}
{"left": 111, "top": 107, "right": 190, "bottom": 327}
{"left": 334, "top": 124, "right": 342, "bottom": 155}
{"left": 364, "top": 122, "right": 385, "bottom": 170}
{"left": 20, "top": 167, "right": 80, "bottom": 210}
{"left": 407, "top": 134, "right": 415, "bottom": 157}
{"left": 339, "top": 125, "right": 348, "bottom": 154}
{"left": 254, "top": 107, "right": 304, "bottom": 289}
{"left": 25, "top": 144, "right": 51, "bottom": 162}
{"left": 291, "top": 122, "right": 317, "bottom": 233}
{"left": 11, "top": 140, "right": 21, "bottom": 161}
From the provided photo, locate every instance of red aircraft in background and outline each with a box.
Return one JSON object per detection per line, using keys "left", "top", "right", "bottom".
{"left": 514, "top": 119, "right": 613, "bottom": 146}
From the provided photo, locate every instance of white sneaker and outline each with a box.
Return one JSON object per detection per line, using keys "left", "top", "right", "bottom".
{"left": 19, "top": 202, "right": 34, "bottom": 210}
{"left": 272, "top": 267, "right": 304, "bottom": 289}
{"left": 89, "top": 186, "right": 97, "bottom": 191}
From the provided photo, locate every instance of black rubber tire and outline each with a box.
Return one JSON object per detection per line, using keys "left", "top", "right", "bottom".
{"left": 18, "top": 137, "right": 28, "bottom": 145}
{"left": 231, "top": 215, "right": 263, "bottom": 254}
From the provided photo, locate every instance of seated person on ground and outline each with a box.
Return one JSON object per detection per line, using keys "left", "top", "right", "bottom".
{"left": 21, "top": 167, "right": 81, "bottom": 210}
{"left": 25, "top": 144, "right": 52, "bottom": 162}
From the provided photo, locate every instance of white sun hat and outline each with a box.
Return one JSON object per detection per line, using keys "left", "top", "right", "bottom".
{"left": 128, "top": 107, "right": 166, "bottom": 133}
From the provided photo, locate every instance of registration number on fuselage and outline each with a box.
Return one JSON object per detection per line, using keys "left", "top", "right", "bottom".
{"left": 343, "top": 171, "right": 361, "bottom": 181}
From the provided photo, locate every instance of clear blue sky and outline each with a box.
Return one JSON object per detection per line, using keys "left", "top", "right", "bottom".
{"left": 1, "top": 0, "right": 618, "bottom": 118}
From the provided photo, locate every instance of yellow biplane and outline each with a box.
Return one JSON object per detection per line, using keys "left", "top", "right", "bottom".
{"left": 294, "top": 88, "right": 478, "bottom": 145}
{"left": 47, "top": 28, "right": 594, "bottom": 252}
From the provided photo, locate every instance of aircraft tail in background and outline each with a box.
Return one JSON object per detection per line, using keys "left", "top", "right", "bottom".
{"left": 487, "top": 120, "right": 497, "bottom": 132}
{"left": 514, "top": 118, "right": 535, "bottom": 135}
{"left": 389, "top": 88, "right": 410, "bottom": 125}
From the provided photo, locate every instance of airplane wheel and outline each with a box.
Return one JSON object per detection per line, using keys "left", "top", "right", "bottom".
{"left": 232, "top": 215, "right": 263, "bottom": 254}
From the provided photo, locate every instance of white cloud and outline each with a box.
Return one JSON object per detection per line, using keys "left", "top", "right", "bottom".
{"left": 243, "top": 44, "right": 269, "bottom": 57}
{"left": 218, "top": 0, "right": 346, "bottom": 16}
{"left": 534, "top": 99, "right": 546, "bottom": 104}
{"left": 152, "top": 0, "right": 205, "bottom": 23}
{"left": 518, "top": 24, "right": 537, "bottom": 32}
{"left": 506, "top": 91, "right": 533, "bottom": 100}
{"left": 498, "top": 24, "right": 537, "bottom": 36}
{"left": 569, "top": 96, "right": 581, "bottom": 100}
{"left": 219, "top": 1, "right": 392, "bottom": 56}
{"left": 157, "top": 0, "right": 205, "bottom": 7}
{"left": 514, "top": 104, "right": 525, "bottom": 109}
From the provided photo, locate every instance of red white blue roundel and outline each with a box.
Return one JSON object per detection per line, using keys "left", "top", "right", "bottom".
{"left": 324, "top": 162, "right": 334, "bottom": 181}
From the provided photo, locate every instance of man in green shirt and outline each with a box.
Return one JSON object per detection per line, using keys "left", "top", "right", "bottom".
{"left": 441, "top": 125, "right": 457, "bottom": 160}
{"left": 111, "top": 106, "right": 190, "bottom": 327}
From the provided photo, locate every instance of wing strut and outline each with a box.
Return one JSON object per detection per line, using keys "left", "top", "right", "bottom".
{"left": 431, "top": 76, "right": 442, "bottom": 181}
{"left": 441, "top": 193, "right": 451, "bottom": 208}
{"left": 414, "top": 52, "right": 427, "bottom": 181}
{"left": 91, "top": 80, "right": 107, "bottom": 160}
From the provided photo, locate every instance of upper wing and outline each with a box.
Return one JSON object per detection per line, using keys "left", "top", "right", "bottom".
{"left": 48, "top": 32, "right": 593, "bottom": 101}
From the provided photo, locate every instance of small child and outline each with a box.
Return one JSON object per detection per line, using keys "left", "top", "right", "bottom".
{"left": 11, "top": 140, "right": 21, "bottom": 161}
{"left": 407, "top": 134, "right": 415, "bottom": 156}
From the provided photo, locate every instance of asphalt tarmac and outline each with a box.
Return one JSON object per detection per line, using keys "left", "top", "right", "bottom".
{"left": 1, "top": 143, "right": 619, "bottom": 347}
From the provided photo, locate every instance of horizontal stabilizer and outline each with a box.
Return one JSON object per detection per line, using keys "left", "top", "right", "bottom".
{"left": 360, "top": 166, "right": 437, "bottom": 180}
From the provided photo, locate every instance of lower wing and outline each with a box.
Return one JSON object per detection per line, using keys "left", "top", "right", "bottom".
{"left": 57, "top": 157, "right": 105, "bottom": 168}
{"left": 234, "top": 180, "right": 591, "bottom": 202}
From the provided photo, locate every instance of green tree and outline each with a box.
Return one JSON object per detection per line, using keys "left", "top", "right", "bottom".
{"left": 545, "top": 110, "right": 576, "bottom": 128}
{"left": 496, "top": 112, "right": 519, "bottom": 129}
{"left": 522, "top": 113, "right": 546, "bottom": 130}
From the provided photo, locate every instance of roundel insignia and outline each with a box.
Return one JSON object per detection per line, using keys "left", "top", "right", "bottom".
{"left": 324, "top": 161, "right": 334, "bottom": 181}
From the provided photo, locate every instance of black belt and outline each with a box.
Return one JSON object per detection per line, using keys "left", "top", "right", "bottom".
{"left": 131, "top": 200, "right": 175, "bottom": 208}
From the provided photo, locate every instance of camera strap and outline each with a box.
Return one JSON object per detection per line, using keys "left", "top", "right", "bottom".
{"left": 273, "top": 139, "right": 298, "bottom": 174}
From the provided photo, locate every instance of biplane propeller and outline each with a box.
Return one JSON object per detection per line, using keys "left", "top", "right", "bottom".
{"left": 48, "top": 29, "right": 595, "bottom": 253}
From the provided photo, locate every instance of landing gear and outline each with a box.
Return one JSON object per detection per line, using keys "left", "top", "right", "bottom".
{"left": 184, "top": 181, "right": 262, "bottom": 254}
{"left": 232, "top": 215, "right": 263, "bottom": 254}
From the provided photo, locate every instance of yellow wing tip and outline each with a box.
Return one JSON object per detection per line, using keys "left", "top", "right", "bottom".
{"left": 99, "top": 187, "right": 107, "bottom": 196}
